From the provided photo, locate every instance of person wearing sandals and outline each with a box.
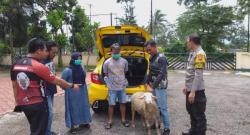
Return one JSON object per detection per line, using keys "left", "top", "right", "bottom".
{"left": 103, "top": 43, "right": 130, "bottom": 129}
{"left": 61, "top": 52, "right": 92, "bottom": 134}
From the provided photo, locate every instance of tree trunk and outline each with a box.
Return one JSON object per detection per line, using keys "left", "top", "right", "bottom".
{"left": 86, "top": 48, "right": 91, "bottom": 70}
{"left": 9, "top": 27, "right": 14, "bottom": 64}
{"left": 58, "top": 47, "right": 63, "bottom": 67}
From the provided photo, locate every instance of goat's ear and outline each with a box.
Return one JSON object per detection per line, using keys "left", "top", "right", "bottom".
{"left": 139, "top": 95, "right": 144, "bottom": 99}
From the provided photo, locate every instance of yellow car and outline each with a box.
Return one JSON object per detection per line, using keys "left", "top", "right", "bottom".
{"left": 88, "top": 25, "right": 151, "bottom": 113}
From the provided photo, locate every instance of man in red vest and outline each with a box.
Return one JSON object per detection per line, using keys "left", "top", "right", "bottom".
{"left": 10, "top": 38, "right": 80, "bottom": 135}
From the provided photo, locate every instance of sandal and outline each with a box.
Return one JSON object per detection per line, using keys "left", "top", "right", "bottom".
{"left": 121, "top": 121, "right": 130, "bottom": 127}
{"left": 105, "top": 122, "right": 112, "bottom": 129}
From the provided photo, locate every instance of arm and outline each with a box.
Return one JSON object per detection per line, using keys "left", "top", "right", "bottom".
{"left": 191, "top": 69, "right": 203, "bottom": 92}
{"left": 191, "top": 53, "right": 206, "bottom": 92}
{"left": 152, "top": 57, "right": 167, "bottom": 89}
{"left": 103, "top": 61, "right": 108, "bottom": 77}
{"left": 188, "top": 53, "right": 206, "bottom": 103}
{"left": 35, "top": 64, "right": 79, "bottom": 90}
{"left": 51, "top": 76, "right": 76, "bottom": 89}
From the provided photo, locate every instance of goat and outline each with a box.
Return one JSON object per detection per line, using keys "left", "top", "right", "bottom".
{"left": 131, "top": 92, "right": 160, "bottom": 135}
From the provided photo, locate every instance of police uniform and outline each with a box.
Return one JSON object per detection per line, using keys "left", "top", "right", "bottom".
{"left": 185, "top": 46, "right": 207, "bottom": 135}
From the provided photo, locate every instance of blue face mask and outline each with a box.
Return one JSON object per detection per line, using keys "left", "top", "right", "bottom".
{"left": 112, "top": 54, "right": 121, "bottom": 60}
{"left": 74, "top": 59, "right": 82, "bottom": 65}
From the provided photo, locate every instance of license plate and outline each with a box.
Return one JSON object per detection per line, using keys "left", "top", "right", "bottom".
{"left": 126, "top": 95, "right": 132, "bottom": 102}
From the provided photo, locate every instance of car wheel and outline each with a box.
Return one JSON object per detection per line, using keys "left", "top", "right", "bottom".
{"left": 92, "top": 106, "right": 102, "bottom": 113}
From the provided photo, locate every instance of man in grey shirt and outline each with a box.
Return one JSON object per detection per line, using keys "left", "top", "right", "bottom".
{"left": 103, "top": 43, "right": 130, "bottom": 129}
{"left": 182, "top": 33, "right": 207, "bottom": 135}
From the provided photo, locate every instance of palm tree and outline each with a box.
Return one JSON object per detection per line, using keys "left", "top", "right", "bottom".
{"left": 147, "top": 9, "right": 168, "bottom": 39}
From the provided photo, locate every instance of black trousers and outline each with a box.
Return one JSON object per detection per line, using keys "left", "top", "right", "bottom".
{"left": 186, "top": 90, "right": 207, "bottom": 135}
{"left": 20, "top": 102, "right": 48, "bottom": 135}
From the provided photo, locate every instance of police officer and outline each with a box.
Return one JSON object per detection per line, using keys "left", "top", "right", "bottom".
{"left": 145, "top": 40, "right": 170, "bottom": 135}
{"left": 182, "top": 33, "right": 207, "bottom": 135}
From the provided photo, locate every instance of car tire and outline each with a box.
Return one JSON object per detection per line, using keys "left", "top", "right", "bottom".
{"left": 92, "top": 107, "right": 102, "bottom": 113}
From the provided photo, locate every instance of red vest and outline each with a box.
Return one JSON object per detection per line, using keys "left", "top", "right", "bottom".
{"left": 11, "top": 57, "right": 56, "bottom": 105}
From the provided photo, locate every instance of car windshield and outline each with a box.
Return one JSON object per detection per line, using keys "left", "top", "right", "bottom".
{"left": 102, "top": 34, "right": 146, "bottom": 48}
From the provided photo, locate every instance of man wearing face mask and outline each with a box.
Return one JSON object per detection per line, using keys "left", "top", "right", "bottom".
{"left": 103, "top": 43, "right": 130, "bottom": 129}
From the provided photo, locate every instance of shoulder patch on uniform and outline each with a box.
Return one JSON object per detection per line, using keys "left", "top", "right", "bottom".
{"left": 195, "top": 53, "right": 206, "bottom": 69}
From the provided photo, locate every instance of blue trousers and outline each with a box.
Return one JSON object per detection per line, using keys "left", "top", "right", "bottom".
{"left": 47, "top": 95, "right": 54, "bottom": 135}
{"left": 153, "top": 88, "right": 171, "bottom": 129}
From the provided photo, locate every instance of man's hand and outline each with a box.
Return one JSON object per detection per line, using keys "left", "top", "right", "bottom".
{"left": 145, "top": 84, "right": 153, "bottom": 92}
{"left": 188, "top": 91, "right": 196, "bottom": 104}
{"left": 182, "top": 87, "right": 187, "bottom": 95}
{"left": 72, "top": 84, "right": 81, "bottom": 91}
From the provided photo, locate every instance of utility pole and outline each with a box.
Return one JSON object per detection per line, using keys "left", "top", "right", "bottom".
{"left": 84, "top": 3, "right": 92, "bottom": 24}
{"left": 150, "top": 0, "right": 153, "bottom": 35}
{"left": 88, "top": 4, "right": 92, "bottom": 23}
{"left": 248, "top": 5, "right": 249, "bottom": 52}
{"left": 71, "top": 14, "right": 75, "bottom": 51}
{"left": 110, "top": 13, "right": 113, "bottom": 26}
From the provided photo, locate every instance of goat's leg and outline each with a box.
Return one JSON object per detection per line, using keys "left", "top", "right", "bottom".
{"left": 141, "top": 115, "right": 146, "bottom": 127}
{"left": 155, "top": 116, "right": 161, "bottom": 135}
{"left": 145, "top": 119, "right": 151, "bottom": 135}
{"left": 131, "top": 105, "right": 136, "bottom": 128}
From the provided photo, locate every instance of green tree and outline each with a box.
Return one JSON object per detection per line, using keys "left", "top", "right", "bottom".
{"left": 117, "top": 0, "right": 137, "bottom": 25}
{"left": 146, "top": 10, "right": 177, "bottom": 51}
{"left": 177, "top": 0, "right": 221, "bottom": 7}
{"left": 54, "top": 34, "right": 68, "bottom": 67}
{"left": 237, "top": 0, "right": 250, "bottom": 15}
{"left": 46, "top": 0, "right": 77, "bottom": 67}
{"left": 71, "top": 6, "right": 99, "bottom": 52}
{"left": 151, "top": 10, "right": 168, "bottom": 39}
{"left": 176, "top": 4, "right": 238, "bottom": 52}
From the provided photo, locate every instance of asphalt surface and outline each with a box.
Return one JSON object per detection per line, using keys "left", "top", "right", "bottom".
{"left": 0, "top": 71, "right": 250, "bottom": 135}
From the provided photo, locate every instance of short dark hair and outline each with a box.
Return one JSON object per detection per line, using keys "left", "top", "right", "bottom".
{"left": 28, "top": 38, "right": 46, "bottom": 53}
{"left": 144, "top": 40, "right": 157, "bottom": 47}
{"left": 46, "top": 41, "right": 57, "bottom": 51}
{"left": 110, "top": 43, "right": 120, "bottom": 51}
{"left": 188, "top": 33, "right": 201, "bottom": 45}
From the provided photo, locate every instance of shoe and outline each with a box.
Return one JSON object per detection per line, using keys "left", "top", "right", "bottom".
{"left": 69, "top": 127, "right": 79, "bottom": 134}
{"left": 80, "top": 124, "right": 90, "bottom": 129}
{"left": 182, "top": 129, "right": 192, "bottom": 135}
{"left": 105, "top": 122, "right": 113, "bottom": 129}
{"left": 162, "top": 128, "right": 170, "bottom": 135}
{"left": 121, "top": 120, "right": 130, "bottom": 127}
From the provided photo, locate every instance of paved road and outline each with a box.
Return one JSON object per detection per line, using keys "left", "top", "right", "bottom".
{"left": 0, "top": 71, "right": 250, "bottom": 135}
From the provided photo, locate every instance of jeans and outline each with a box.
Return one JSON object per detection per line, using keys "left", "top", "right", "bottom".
{"left": 20, "top": 102, "right": 48, "bottom": 135}
{"left": 153, "top": 88, "right": 171, "bottom": 129}
{"left": 108, "top": 90, "right": 127, "bottom": 106}
{"left": 186, "top": 90, "right": 207, "bottom": 135}
{"left": 47, "top": 95, "right": 54, "bottom": 135}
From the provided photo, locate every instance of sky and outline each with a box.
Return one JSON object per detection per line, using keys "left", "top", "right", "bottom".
{"left": 77, "top": 0, "right": 247, "bottom": 28}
